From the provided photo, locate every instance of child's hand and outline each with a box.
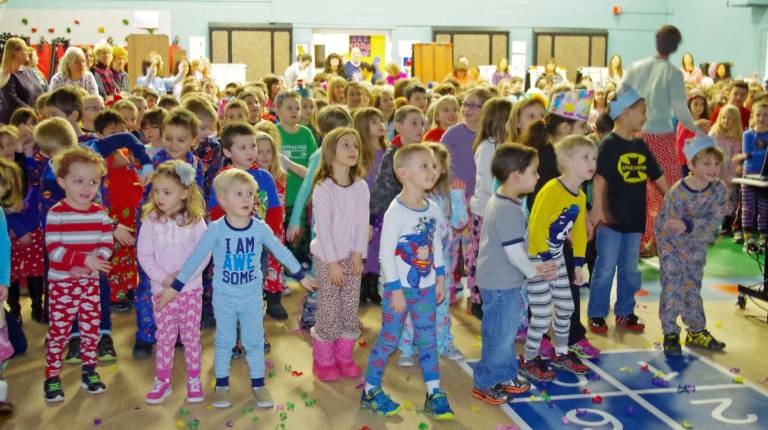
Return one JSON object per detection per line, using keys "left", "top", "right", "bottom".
{"left": 368, "top": 225, "right": 373, "bottom": 241}
{"left": 114, "top": 223, "right": 136, "bottom": 247}
{"left": 300, "top": 276, "right": 317, "bottom": 291}
{"left": 286, "top": 225, "right": 301, "bottom": 243}
{"left": 350, "top": 252, "right": 363, "bottom": 276}
{"left": 0, "top": 285, "right": 8, "bottom": 302}
{"left": 162, "top": 272, "right": 179, "bottom": 289}
{"left": 329, "top": 262, "right": 345, "bottom": 286}
{"left": 390, "top": 290, "right": 406, "bottom": 313}
{"left": 154, "top": 288, "right": 178, "bottom": 312}
{"left": 436, "top": 277, "right": 446, "bottom": 304}
{"left": 18, "top": 233, "right": 32, "bottom": 246}
{"left": 450, "top": 178, "right": 466, "bottom": 190}
{"left": 85, "top": 255, "right": 112, "bottom": 273}
{"left": 574, "top": 267, "right": 586, "bottom": 286}
{"left": 71, "top": 266, "right": 91, "bottom": 277}
{"left": 536, "top": 261, "right": 557, "bottom": 280}
{"left": 664, "top": 219, "right": 687, "bottom": 235}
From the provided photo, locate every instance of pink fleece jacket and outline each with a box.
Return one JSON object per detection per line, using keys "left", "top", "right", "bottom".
{"left": 310, "top": 178, "right": 370, "bottom": 263}
{"left": 137, "top": 214, "right": 210, "bottom": 294}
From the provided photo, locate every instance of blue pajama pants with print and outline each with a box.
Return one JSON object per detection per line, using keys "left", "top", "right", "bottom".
{"left": 365, "top": 286, "right": 440, "bottom": 388}
{"left": 134, "top": 266, "right": 156, "bottom": 344}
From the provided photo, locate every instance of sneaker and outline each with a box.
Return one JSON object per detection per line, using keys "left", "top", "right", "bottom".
{"left": 252, "top": 387, "right": 274, "bottom": 408}
{"left": 212, "top": 386, "right": 232, "bottom": 408}
{"left": 733, "top": 230, "right": 744, "bottom": 244}
{"left": 589, "top": 317, "right": 608, "bottom": 334}
{"left": 145, "top": 378, "right": 172, "bottom": 404}
{"left": 424, "top": 388, "right": 454, "bottom": 420}
{"left": 360, "top": 386, "right": 401, "bottom": 416}
{"left": 81, "top": 371, "right": 107, "bottom": 394}
{"left": 186, "top": 376, "right": 204, "bottom": 403}
{"left": 685, "top": 329, "right": 726, "bottom": 351}
{"left": 132, "top": 340, "right": 153, "bottom": 359}
{"left": 745, "top": 237, "right": 759, "bottom": 253}
{"left": 472, "top": 385, "right": 509, "bottom": 405}
{"left": 110, "top": 301, "right": 132, "bottom": 313}
{"left": 499, "top": 376, "right": 531, "bottom": 394}
{"left": 615, "top": 314, "right": 645, "bottom": 332}
{"left": 397, "top": 353, "right": 415, "bottom": 367}
{"left": 440, "top": 344, "right": 464, "bottom": 361}
{"left": 98, "top": 334, "right": 118, "bottom": 362}
{"left": 539, "top": 337, "right": 555, "bottom": 359}
{"left": 570, "top": 338, "right": 601, "bottom": 360}
{"left": 64, "top": 337, "right": 82, "bottom": 364}
{"left": 551, "top": 351, "right": 589, "bottom": 375}
{"left": 519, "top": 356, "right": 555, "bottom": 382}
{"left": 264, "top": 339, "right": 271, "bottom": 354}
{"left": 663, "top": 333, "right": 682, "bottom": 356}
{"left": 232, "top": 345, "right": 244, "bottom": 360}
{"left": 43, "top": 377, "right": 64, "bottom": 403}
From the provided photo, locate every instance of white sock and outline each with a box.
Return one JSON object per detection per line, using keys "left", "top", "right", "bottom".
{"left": 425, "top": 380, "right": 440, "bottom": 394}
{"left": 365, "top": 383, "right": 377, "bottom": 394}
{"left": 555, "top": 346, "right": 569, "bottom": 356}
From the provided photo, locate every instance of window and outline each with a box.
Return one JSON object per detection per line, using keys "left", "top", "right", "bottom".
{"left": 534, "top": 30, "right": 607, "bottom": 82}
{"left": 433, "top": 29, "right": 509, "bottom": 67}
{"left": 209, "top": 24, "right": 292, "bottom": 82}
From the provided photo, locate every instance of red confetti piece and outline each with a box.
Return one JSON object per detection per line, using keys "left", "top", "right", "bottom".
{"left": 291, "top": 370, "right": 303, "bottom": 377}
{"left": 74, "top": 19, "right": 80, "bottom": 25}
{"left": 592, "top": 395, "right": 603, "bottom": 404}
{"left": 358, "top": 340, "right": 367, "bottom": 348}
{"left": 582, "top": 388, "right": 590, "bottom": 394}
{"left": 640, "top": 364, "right": 649, "bottom": 372}
{"left": 31, "top": 28, "right": 38, "bottom": 33}
{"left": 360, "top": 427, "right": 371, "bottom": 430}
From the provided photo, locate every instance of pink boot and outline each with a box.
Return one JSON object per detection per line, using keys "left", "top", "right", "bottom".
{"left": 333, "top": 338, "right": 361, "bottom": 378}
{"left": 312, "top": 338, "right": 340, "bottom": 381}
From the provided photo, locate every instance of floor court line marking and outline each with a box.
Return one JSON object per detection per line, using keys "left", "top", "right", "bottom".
{"left": 680, "top": 347, "right": 768, "bottom": 397}
{"left": 506, "top": 383, "right": 752, "bottom": 403}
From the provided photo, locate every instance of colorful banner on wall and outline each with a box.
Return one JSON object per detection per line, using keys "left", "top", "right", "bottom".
{"left": 349, "top": 35, "right": 371, "bottom": 57}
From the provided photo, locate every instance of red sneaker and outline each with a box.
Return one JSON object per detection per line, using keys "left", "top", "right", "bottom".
{"left": 589, "top": 317, "right": 609, "bottom": 334}
{"left": 499, "top": 377, "right": 531, "bottom": 394}
{"left": 519, "top": 356, "right": 555, "bottom": 382}
{"left": 615, "top": 314, "right": 645, "bottom": 332}
{"left": 551, "top": 351, "right": 589, "bottom": 375}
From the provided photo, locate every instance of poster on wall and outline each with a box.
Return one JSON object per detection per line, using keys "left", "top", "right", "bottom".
{"left": 349, "top": 35, "right": 371, "bottom": 56}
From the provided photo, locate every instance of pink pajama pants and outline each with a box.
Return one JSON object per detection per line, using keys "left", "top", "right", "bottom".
{"left": 152, "top": 289, "right": 202, "bottom": 381}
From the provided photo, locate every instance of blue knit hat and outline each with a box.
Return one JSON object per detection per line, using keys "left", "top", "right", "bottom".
{"left": 609, "top": 84, "right": 643, "bottom": 120}
{"left": 684, "top": 135, "right": 717, "bottom": 162}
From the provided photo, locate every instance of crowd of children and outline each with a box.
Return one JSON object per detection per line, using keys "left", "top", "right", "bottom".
{"left": 0, "top": 22, "right": 764, "bottom": 419}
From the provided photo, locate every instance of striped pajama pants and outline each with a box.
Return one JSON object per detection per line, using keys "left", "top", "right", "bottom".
{"left": 741, "top": 184, "right": 768, "bottom": 232}
{"left": 524, "top": 255, "right": 573, "bottom": 362}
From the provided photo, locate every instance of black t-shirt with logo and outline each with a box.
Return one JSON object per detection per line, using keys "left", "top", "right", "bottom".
{"left": 596, "top": 132, "right": 663, "bottom": 233}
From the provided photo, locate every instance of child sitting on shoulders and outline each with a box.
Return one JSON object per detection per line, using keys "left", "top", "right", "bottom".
{"left": 657, "top": 136, "right": 727, "bottom": 356}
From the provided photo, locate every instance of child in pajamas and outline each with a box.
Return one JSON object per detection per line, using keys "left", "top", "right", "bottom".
{"left": 657, "top": 136, "right": 727, "bottom": 355}
{"left": 164, "top": 169, "right": 313, "bottom": 409}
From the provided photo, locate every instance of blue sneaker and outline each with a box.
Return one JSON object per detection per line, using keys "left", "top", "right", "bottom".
{"left": 424, "top": 388, "right": 454, "bottom": 420}
{"left": 360, "top": 387, "right": 401, "bottom": 416}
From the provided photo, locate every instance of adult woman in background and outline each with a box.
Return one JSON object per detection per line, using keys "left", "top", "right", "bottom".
{"left": 111, "top": 46, "right": 131, "bottom": 93}
{"left": 681, "top": 52, "right": 703, "bottom": 86}
{"left": 92, "top": 42, "right": 119, "bottom": 99}
{"left": 49, "top": 46, "right": 100, "bottom": 95}
{"left": 1, "top": 37, "right": 45, "bottom": 123}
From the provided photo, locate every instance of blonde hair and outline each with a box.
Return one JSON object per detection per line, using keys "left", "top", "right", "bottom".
{"left": 426, "top": 143, "right": 451, "bottom": 197}
{"left": 142, "top": 160, "right": 205, "bottom": 225}
{"left": 327, "top": 77, "right": 347, "bottom": 104}
{"left": 0, "top": 125, "right": 20, "bottom": 143}
{"left": 553, "top": 135, "right": 596, "bottom": 172}
{"left": 751, "top": 101, "right": 768, "bottom": 129}
{"left": 353, "top": 108, "right": 387, "bottom": 176}
{"left": 213, "top": 168, "right": 258, "bottom": 200}
{"left": 52, "top": 146, "right": 107, "bottom": 179}
{"left": 34, "top": 117, "right": 77, "bottom": 154}
{"left": 93, "top": 42, "right": 113, "bottom": 61}
{"left": 58, "top": 47, "right": 87, "bottom": 79}
{"left": 182, "top": 95, "right": 218, "bottom": 122}
{"left": 428, "top": 95, "right": 460, "bottom": 130}
{"left": 111, "top": 46, "right": 128, "bottom": 60}
{"left": 114, "top": 99, "right": 138, "bottom": 114}
{"left": 255, "top": 131, "right": 285, "bottom": 180}
{"left": 1, "top": 37, "right": 27, "bottom": 88}
{"left": 393, "top": 143, "right": 433, "bottom": 171}
{"left": 509, "top": 94, "right": 547, "bottom": 142}
{"left": 313, "top": 128, "right": 363, "bottom": 187}
{"left": 0, "top": 158, "right": 24, "bottom": 213}
{"left": 710, "top": 104, "right": 743, "bottom": 141}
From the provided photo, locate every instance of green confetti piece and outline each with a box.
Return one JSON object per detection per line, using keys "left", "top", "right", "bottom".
{"left": 304, "top": 399, "right": 316, "bottom": 407}
{"left": 241, "top": 406, "right": 255, "bottom": 414}
{"left": 22, "top": 18, "right": 28, "bottom": 25}
{"left": 122, "top": 19, "right": 130, "bottom": 25}
{"left": 268, "top": 371, "right": 275, "bottom": 378}
{"left": 286, "top": 402, "right": 295, "bottom": 411}
{"left": 300, "top": 391, "right": 309, "bottom": 400}
{"left": 418, "top": 422, "right": 429, "bottom": 430}
{"left": 251, "top": 416, "right": 259, "bottom": 423}
{"left": 179, "top": 408, "right": 190, "bottom": 417}
{"left": 186, "top": 419, "right": 200, "bottom": 430}
{"left": 279, "top": 411, "right": 287, "bottom": 421}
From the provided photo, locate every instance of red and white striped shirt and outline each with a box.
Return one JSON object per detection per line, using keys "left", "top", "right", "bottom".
{"left": 45, "top": 200, "right": 113, "bottom": 281}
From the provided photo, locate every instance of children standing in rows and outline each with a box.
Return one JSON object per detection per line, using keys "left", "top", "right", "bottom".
{"left": 657, "top": 136, "right": 727, "bottom": 356}
{"left": 472, "top": 143, "right": 546, "bottom": 404}
{"left": 588, "top": 85, "right": 669, "bottom": 334}
{"left": 138, "top": 161, "right": 209, "bottom": 404}
{"left": 397, "top": 143, "right": 466, "bottom": 365}
{"left": 741, "top": 101, "right": 768, "bottom": 250}
{"left": 167, "top": 169, "right": 313, "bottom": 409}
{"left": 362, "top": 144, "right": 454, "bottom": 420}
{"left": 43, "top": 147, "right": 113, "bottom": 402}
{"left": 309, "top": 128, "right": 369, "bottom": 381}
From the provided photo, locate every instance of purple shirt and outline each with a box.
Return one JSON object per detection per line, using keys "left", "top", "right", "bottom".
{"left": 364, "top": 148, "right": 386, "bottom": 190}
{"left": 440, "top": 123, "right": 477, "bottom": 197}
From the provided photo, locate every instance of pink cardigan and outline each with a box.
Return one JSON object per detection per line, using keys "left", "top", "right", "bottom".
{"left": 137, "top": 214, "right": 210, "bottom": 294}
{"left": 310, "top": 178, "right": 370, "bottom": 263}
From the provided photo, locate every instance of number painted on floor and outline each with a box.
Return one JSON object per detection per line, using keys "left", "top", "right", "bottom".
{"left": 564, "top": 408, "right": 623, "bottom": 430}
{"left": 553, "top": 373, "right": 589, "bottom": 387}
{"left": 690, "top": 398, "right": 758, "bottom": 425}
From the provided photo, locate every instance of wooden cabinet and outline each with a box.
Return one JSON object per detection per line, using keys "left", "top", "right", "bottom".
{"left": 126, "top": 34, "right": 169, "bottom": 89}
{"left": 412, "top": 43, "right": 453, "bottom": 84}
